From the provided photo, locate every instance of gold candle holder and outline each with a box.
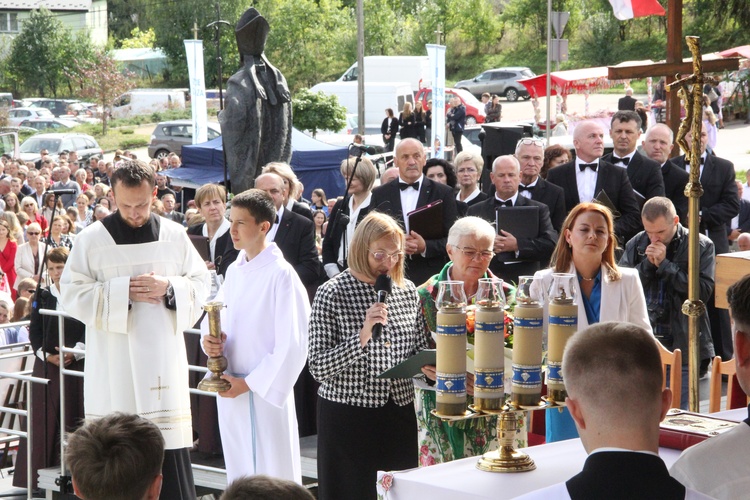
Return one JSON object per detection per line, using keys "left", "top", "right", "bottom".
{"left": 197, "top": 301, "right": 232, "bottom": 393}
{"left": 477, "top": 410, "right": 536, "bottom": 473}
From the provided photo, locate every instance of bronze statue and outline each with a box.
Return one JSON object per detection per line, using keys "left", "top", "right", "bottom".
{"left": 220, "top": 8, "right": 293, "bottom": 194}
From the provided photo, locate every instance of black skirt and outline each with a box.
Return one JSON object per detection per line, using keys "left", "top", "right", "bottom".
{"left": 317, "top": 397, "right": 417, "bottom": 500}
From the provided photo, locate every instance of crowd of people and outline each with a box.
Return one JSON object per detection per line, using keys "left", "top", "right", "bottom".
{"left": 4, "top": 96, "right": 750, "bottom": 499}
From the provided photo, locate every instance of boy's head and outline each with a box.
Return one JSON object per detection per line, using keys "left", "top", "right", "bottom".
{"left": 66, "top": 413, "right": 165, "bottom": 500}
{"left": 46, "top": 247, "right": 70, "bottom": 285}
{"left": 228, "top": 189, "right": 276, "bottom": 253}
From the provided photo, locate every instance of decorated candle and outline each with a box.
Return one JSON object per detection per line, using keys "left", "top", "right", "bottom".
{"left": 474, "top": 278, "right": 506, "bottom": 411}
{"left": 511, "top": 276, "right": 544, "bottom": 407}
{"left": 546, "top": 273, "right": 578, "bottom": 403}
{"left": 435, "top": 281, "right": 468, "bottom": 416}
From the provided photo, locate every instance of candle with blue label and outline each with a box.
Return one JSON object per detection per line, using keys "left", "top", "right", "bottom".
{"left": 474, "top": 278, "right": 506, "bottom": 411}
{"left": 547, "top": 273, "right": 578, "bottom": 403}
{"left": 436, "top": 280, "right": 468, "bottom": 416}
{"left": 511, "top": 276, "right": 544, "bottom": 407}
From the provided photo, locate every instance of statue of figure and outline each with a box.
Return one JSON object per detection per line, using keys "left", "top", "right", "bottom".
{"left": 220, "top": 8, "right": 292, "bottom": 194}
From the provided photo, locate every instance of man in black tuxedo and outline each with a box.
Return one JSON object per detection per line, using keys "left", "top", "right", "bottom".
{"left": 261, "top": 162, "right": 314, "bottom": 222}
{"left": 514, "top": 138, "right": 566, "bottom": 233}
{"left": 546, "top": 120, "right": 642, "bottom": 243}
{"left": 516, "top": 322, "right": 705, "bottom": 500}
{"left": 617, "top": 88, "right": 636, "bottom": 111}
{"left": 468, "top": 155, "right": 557, "bottom": 285}
{"left": 602, "top": 111, "right": 665, "bottom": 207}
{"left": 254, "top": 173, "right": 320, "bottom": 289}
{"left": 369, "top": 138, "right": 459, "bottom": 286}
{"left": 673, "top": 122, "right": 739, "bottom": 359}
{"left": 641, "top": 123, "right": 689, "bottom": 223}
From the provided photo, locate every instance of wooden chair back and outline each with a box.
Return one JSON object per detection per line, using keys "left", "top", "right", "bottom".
{"left": 709, "top": 356, "right": 749, "bottom": 413}
{"left": 657, "top": 342, "right": 682, "bottom": 409}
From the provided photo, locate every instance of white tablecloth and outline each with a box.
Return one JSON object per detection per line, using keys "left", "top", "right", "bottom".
{"left": 377, "top": 408, "right": 746, "bottom": 499}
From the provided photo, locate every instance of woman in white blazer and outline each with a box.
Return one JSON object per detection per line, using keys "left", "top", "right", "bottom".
{"left": 14, "top": 222, "right": 46, "bottom": 290}
{"left": 531, "top": 202, "right": 650, "bottom": 442}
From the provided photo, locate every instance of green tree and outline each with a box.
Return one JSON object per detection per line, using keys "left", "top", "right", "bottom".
{"left": 67, "top": 50, "right": 136, "bottom": 135}
{"left": 292, "top": 89, "right": 347, "bottom": 137}
{"left": 108, "top": 0, "right": 149, "bottom": 46}
{"left": 121, "top": 27, "right": 156, "bottom": 49}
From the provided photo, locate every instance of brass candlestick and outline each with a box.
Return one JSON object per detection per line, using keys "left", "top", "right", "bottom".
{"left": 197, "top": 301, "right": 232, "bottom": 392}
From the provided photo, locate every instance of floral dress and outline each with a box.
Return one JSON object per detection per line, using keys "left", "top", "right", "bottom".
{"left": 414, "top": 262, "right": 526, "bottom": 466}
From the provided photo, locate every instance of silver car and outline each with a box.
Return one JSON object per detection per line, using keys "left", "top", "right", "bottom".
{"left": 148, "top": 119, "right": 221, "bottom": 159}
{"left": 455, "top": 67, "right": 535, "bottom": 102}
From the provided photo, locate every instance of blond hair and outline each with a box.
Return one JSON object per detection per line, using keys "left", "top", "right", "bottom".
{"left": 348, "top": 212, "right": 406, "bottom": 287}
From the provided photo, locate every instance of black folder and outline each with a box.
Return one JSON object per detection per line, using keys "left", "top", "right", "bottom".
{"left": 594, "top": 189, "right": 621, "bottom": 218}
{"left": 188, "top": 234, "right": 211, "bottom": 262}
{"left": 495, "top": 205, "right": 539, "bottom": 239}
{"left": 407, "top": 200, "right": 444, "bottom": 240}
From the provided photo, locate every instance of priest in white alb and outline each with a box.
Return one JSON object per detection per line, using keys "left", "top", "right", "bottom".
{"left": 60, "top": 160, "right": 210, "bottom": 499}
{"left": 201, "top": 188, "right": 309, "bottom": 484}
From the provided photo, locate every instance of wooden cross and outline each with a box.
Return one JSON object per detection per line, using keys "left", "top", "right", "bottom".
{"left": 434, "top": 25, "right": 443, "bottom": 45}
{"left": 193, "top": 21, "right": 199, "bottom": 40}
{"left": 607, "top": 0, "right": 740, "bottom": 152}
{"left": 150, "top": 376, "right": 170, "bottom": 401}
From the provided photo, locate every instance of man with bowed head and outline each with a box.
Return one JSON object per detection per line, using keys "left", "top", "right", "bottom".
{"left": 517, "top": 322, "right": 713, "bottom": 500}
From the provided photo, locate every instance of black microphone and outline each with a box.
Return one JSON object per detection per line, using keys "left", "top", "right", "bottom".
{"left": 371, "top": 274, "right": 392, "bottom": 341}
{"left": 49, "top": 188, "right": 78, "bottom": 195}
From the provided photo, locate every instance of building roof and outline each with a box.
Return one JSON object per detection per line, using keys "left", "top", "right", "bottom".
{"left": 1, "top": 0, "right": 92, "bottom": 11}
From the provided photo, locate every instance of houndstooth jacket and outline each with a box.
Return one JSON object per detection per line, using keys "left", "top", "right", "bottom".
{"left": 309, "top": 270, "right": 429, "bottom": 407}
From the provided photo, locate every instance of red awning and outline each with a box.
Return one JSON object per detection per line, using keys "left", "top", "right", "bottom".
{"left": 517, "top": 67, "right": 613, "bottom": 98}
{"left": 719, "top": 45, "right": 750, "bottom": 60}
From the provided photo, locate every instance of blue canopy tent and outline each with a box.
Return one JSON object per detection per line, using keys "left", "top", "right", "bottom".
{"left": 167, "top": 129, "right": 348, "bottom": 199}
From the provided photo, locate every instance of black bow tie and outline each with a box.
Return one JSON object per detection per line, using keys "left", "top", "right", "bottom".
{"left": 399, "top": 181, "right": 420, "bottom": 191}
{"left": 612, "top": 156, "right": 630, "bottom": 165}
{"left": 274, "top": 214, "right": 280, "bottom": 224}
{"left": 518, "top": 184, "right": 535, "bottom": 193}
{"left": 700, "top": 157, "right": 706, "bottom": 165}
{"left": 495, "top": 199, "right": 513, "bottom": 207}
{"left": 579, "top": 163, "right": 598, "bottom": 172}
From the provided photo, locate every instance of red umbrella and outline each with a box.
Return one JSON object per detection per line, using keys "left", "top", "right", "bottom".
{"left": 518, "top": 67, "right": 613, "bottom": 98}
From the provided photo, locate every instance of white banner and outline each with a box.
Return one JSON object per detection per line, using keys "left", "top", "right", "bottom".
{"left": 426, "top": 44, "right": 446, "bottom": 159}
{"left": 184, "top": 40, "right": 208, "bottom": 144}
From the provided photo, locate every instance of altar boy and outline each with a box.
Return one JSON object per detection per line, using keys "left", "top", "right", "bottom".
{"left": 202, "top": 189, "right": 310, "bottom": 483}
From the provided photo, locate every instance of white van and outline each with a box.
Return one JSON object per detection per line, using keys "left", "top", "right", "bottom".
{"left": 111, "top": 90, "right": 186, "bottom": 119}
{"left": 309, "top": 81, "right": 414, "bottom": 129}
{"left": 338, "top": 56, "right": 431, "bottom": 93}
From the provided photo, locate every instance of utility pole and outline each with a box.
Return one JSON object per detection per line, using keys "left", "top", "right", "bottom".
{"left": 356, "top": 0, "right": 365, "bottom": 135}
{"left": 206, "top": 2, "right": 230, "bottom": 110}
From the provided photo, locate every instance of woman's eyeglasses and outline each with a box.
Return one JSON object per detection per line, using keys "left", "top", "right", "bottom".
{"left": 451, "top": 245, "right": 494, "bottom": 261}
{"left": 369, "top": 250, "right": 403, "bottom": 262}
{"left": 26, "top": 232, "right": 40, "bottom": 236}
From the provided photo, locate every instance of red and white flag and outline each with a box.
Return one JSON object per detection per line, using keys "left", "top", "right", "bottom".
{"left": 608, "top": 0, "right": 665, "bottom": 20}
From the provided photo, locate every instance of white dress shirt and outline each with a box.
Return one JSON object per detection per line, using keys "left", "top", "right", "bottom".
{"left": 518, "top": 177, "right": 539, "bottom": 200}
{"left": 575, "top": 157, "right": 599, "bottom": 203}
{"left": 266, "top": 206, "right": 284, "bottom": 242}
{"left": 399, "top": 174, "right": 423, "bottom": 234}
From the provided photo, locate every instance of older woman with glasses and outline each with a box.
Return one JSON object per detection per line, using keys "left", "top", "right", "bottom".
{"left": 309, "top": 212, "right": 430, "bottom": 500}
{"left": 21, "top": 197, "right": 47, "bottom": 233}
{"left": 414, "top": 216, "right": 516, "bottom": 466}
{"left": 530, "top": 202, "right": 650, "bottom": 443}
{"left": 15, "top": 222, "right": 45, "bottom": 290}
{"left": 454, "top": 151, "right": 488, "bottom": 207}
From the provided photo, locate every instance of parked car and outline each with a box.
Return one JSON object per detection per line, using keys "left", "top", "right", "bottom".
{"left": 455, "top": 67, "right": 535, "bottom": 102}
{"left": 414, "top": 87, "right": 486, "bottom": 125}
{"left": 19, "top": 118, "right": 79, "bottom": 131}
{"left": 147, "top": 120, "right": 222, "bottom": 159}
{"left": 29, "top": 99, "right": 80, "bottom": 117}
{"left": 19, "top": 133, "right": 102, "bottom": 163}
{"left": 7, "top": 107, "right": 54, "bottom": 127}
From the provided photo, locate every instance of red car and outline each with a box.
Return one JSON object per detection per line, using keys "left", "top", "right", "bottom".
{"left": 415, "top": 87, "right": 486, "bottom": 125}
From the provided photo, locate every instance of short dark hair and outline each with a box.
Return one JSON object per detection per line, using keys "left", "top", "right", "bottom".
{"left": 110, "top": 159, "right": 156, "bottom": 190}
{"left": 220, "top": 475, "right": 314, "bottom": 500}
{"left": 230, "top": 188, "right": 276, "bottom": 226}
{"left": 611, "top": 110, "right": 642, "bottom": 131}
{"left": 641, "top": 196, "right": 677, "bottom": 222}
{"left": 46, "top": 246, "right": 69, "bottom": 265}
{"left": 66, "top": 413, "right": 165, "bottom": 500}
{"left": 423, "top": 158, "right": 458, "bottom": 188}
{"left": 728, "top": 274, "right": 750, "bottom": 333}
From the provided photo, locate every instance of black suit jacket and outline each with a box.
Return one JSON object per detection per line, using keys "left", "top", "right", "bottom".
{"left": 618, "top": 95, "right": 636, "bottom": 111}
{"left": 674, "top": 154, "right": 739, "bottom": 254}
{"left": 456, "top": 191, "right": 488, "bottom": 217}
{"left": 546, "top": 160, "right": 642, "bottom": 243}
{"left": 727, "top": 199, "right": 750, "bottom": 234}
{"left": 187, "top": 223, "right": 239, "bottom": 278}
{"left": 602, "top": 151, "right": 665, "bottom": 204}
{"left": 369, "top": 177, "right": 459, "bottom": 286}
{"left": 321, "top": 196, "right": 369, "bottom": 270}
{"left": 468, "top": 195, "right": 558, "bottom": 285}
{"left": 527, "top": 177, "right": 566, "bottom": 233}
{"left": 291, "top": 200, "right": 314, "bottom": 222}
{"left": 274, "top": 209, "right": 321, "bottom": 288}
{"left": 660, "top": 159, "right": 689, "bottom": 224}
{"left": 566, "top": 452, "right": 687, "bottom": 500}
